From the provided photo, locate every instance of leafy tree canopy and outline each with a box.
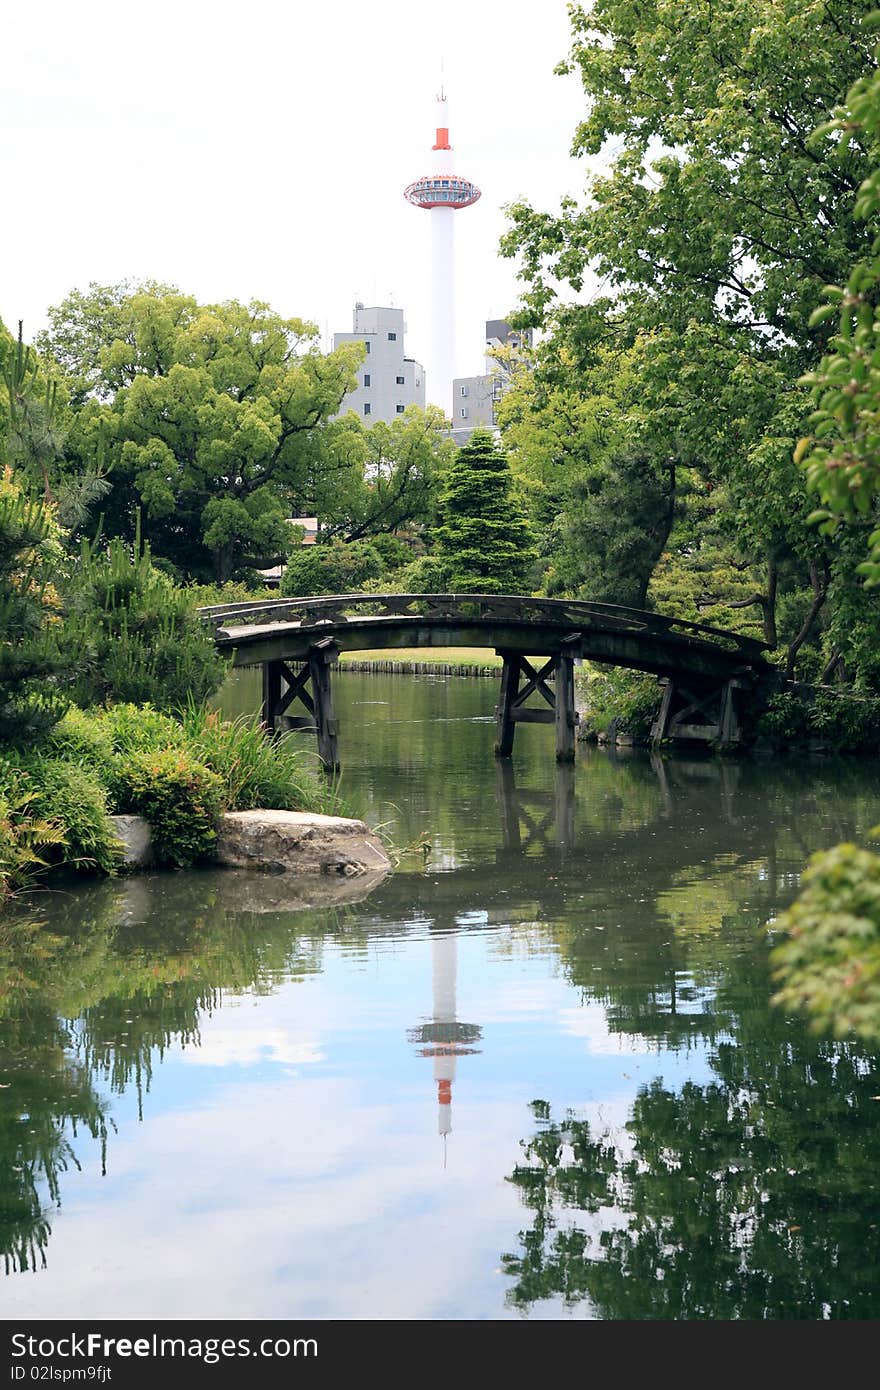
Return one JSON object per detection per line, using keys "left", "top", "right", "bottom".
{"left": 45, "top": 287, "right": 363, "bottom": 582}
{"left": 504, "top": 0, "right": 875, "bottom": 346}
{"left": 498, "top": 0, "right": 880, "bottom": 683}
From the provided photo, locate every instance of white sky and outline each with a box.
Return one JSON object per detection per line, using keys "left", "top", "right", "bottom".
{"left": 2, "top": 0, "right": 588, "bottom": 409}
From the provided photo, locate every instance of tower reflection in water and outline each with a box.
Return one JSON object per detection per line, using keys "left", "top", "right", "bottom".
{"left": 408, "top": 930, "right": 482, "bottom": 1160}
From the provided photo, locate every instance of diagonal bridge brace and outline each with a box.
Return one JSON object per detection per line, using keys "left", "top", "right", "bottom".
{"left": 261, "top": 638, "right": 340, "bottom": 773}
{"left": 494, "top": 643, "right": 579, "bottom": 763}
{"left": 650, "top": 675, "right": 746, "bottom": 749}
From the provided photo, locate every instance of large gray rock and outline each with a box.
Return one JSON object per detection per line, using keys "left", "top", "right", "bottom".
{"left": 216, "top": 809, "right": 392, "bottom": 877}
{"left": 111, "top": 814, "right": 154, "bottom": 869}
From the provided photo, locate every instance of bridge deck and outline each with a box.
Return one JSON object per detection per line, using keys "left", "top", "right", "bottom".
{"left": 202, "top": 593, "right": 769, "bottom": 683}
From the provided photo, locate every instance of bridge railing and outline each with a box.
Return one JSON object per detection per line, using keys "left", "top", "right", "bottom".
{"left": 197, "top": 593, "right": 767, "bottom": 659}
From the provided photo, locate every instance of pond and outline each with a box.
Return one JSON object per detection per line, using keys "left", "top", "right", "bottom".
{"left": 2, "top": 670, "right": 880, "bottom": 1319}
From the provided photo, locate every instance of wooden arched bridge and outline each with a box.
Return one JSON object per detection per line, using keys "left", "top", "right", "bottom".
{"left": 199, "top": 593, "right": 774, "bottom": 771}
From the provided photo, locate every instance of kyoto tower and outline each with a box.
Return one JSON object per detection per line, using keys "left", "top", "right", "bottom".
{"left": 408, "top": 930, "right": 482, "bottom": 1163}
{"left": 404, "top": 87, "right": 481, "bottom": 417}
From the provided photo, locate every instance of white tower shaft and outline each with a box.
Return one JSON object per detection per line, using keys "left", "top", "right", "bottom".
{"left": 432, "top": 932, "right": 457, "bottom": 1137}
{"left": 431, "top": 211, "right": 455, "bottom": 424}
{"left": 432, "top": 90, "right": 455, "bottom": 420}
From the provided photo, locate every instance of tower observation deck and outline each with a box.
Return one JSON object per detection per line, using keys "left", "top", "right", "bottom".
{"left": 403, "top": 174, "right": 481, "bottom": 211}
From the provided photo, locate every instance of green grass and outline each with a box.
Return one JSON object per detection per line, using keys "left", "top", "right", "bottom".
{"left": 338, "top": 646, "right": 503, "bottom": 669}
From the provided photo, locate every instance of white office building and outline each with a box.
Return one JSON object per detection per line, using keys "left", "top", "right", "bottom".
{"left": 451, "top": 319, "right": 533, "bottom": 436}
{"left": 333, "top": 304, "right": 426, "bottom": 424}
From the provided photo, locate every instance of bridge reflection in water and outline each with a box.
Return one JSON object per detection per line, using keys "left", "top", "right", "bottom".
{"left": 200, "top": 593, "right": 772, "bottom": 772}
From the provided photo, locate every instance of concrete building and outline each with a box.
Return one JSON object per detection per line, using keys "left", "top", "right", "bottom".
{"left": 451, "top": 319, "right": 533, "bottom": 435}
{"left": 332, "top": 304, "right": 425, "bottom": 424}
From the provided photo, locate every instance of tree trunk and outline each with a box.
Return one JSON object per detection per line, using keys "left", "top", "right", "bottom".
{"left": 820, "top": 645, "right": 843, "bottom": 685}
{"left": 785, "top": 559, "right": 829, "bottom": 680}
{"left": 763, "top": 552, "right": 778, "bottom": 648}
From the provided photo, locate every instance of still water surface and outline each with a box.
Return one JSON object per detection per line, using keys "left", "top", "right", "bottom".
{"left": 3, "top": 671, "right": 880, "bottom": 1319}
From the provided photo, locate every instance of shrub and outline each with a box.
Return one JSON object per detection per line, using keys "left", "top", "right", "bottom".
{"left": 113, "top": 747, "right": 223, "bottom": 867}
{"left": 811, "top": 691, "right": 880, "bottom": 751}
{"left": 16, "top": 756, "right": 120, "bottom": 875}
{"left": 185, "top": 580, "right": 275, "bottom": 608}
{"left": 399, "top": 554, "right": 451, "bottom": 594}
{"left": 755, "top": 691, "right": 813, "bottom": 744}
{"left": 580, "top": 667, "right": 662, "bottom": 740}
{"left": 68, "top": 533, "right": 227, "bottom": 711}
{"left": 370, "top": 534, "right": 413, "bottom": 573}
{"left": 45, "top": 706, "right": 115, "bottom": 774}
{"left": 97, "top": 702, "right": 186, "bottom": 759}
{"left": 755, "top": 689, "right": 880, "bottom": 751}
{"left": 279, "top": 539, "right": 384, "bottom": 597}
{"left": 0, "top": 761, "right": 67, "bottom": 899}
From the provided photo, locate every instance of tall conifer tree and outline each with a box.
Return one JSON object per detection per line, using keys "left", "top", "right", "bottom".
{"left": 433, "top": 429, "right": 536, "bottom": 593}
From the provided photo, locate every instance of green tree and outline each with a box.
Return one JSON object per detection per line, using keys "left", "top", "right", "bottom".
{"left": 500, "top": 0, "right": 880, "bottom": 680}
{"left": 47, "top": 289, "right": 363, "bottom": 581}
{"left": 35, "top": 278, "right": 181, "bottom": 406}
{"left": 1, "top": 322, "right": 109, "bottom": 539}
{"left": 768, "top": 36, "right": 880, "bottom": 1043}
{"left": 797, "top": 58, "right": 880, "bottom": 585}
{"left": 321, "top": 405, "right": 454, "bottom": 543}
{"left": 0, "top": 469, "right": 70, "bottom": 741}
{"left": 504, "top": 0, "right": 873, "bottom": 344}
{"left": 67, "top": 530, "right": 226, "bottom": 710}
{"left": 433, "top": 430, "right": 536, "bottom": 594}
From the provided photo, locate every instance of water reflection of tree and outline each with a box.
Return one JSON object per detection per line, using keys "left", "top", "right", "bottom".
{"left": 502, "top": 951, "right": 880, "bottom": 1319}
{"left": 500, "top": 774, "right": 880, "bottom": 1318}
{"left": 0, "top": 882, "right": 338, "bottom": 1275}
{"left": 0, "top": 923, "right": 110, "bottom": 1273}
{"left": 68, "top": 900, "right": 328, "bottom": 1109}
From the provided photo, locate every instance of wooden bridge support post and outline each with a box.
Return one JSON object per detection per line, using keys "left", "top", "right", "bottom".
{"left": 308, "top": 639, "right": 340, "bottom": 774}
{"left": 494, "top": 652, "right": 522, "bottom": 758}
{"left": 718, "top": 679, "right": 741, "bottom": 750}
{"left": 554, "top": 652, "right": 577, "bottom": 763}
{"left": 650, "top": 679, "right": 674, "bottom": 747}
{"left": 260, "top": 642, "right": 340, "bottom": 773}
{"left": 261, "top": 660, "right": 283, "bottom": 734}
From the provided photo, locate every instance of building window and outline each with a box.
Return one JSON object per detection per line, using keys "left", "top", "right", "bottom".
{"left": 460, "top": 407, "right": 468, "bottom": 419}
{"left": 364, "top": 340, "right": 370, "bottom": 354}
{"left": 395, "top": 375, "right": 405, "bottom": 385}
{"left": 364, "top": 374, "right": 371, "bottom": 386}
{"left": 396, "top": 404, "right": 405, "bottom": 413}
{"left": 460, "top": 385, "right": 468, "bottom": 397}
{"left": 364, "top": 403, "right": 371, "bottom": 416}
{"left": 388, "top": 332, "right": 397, "bottom": 341}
